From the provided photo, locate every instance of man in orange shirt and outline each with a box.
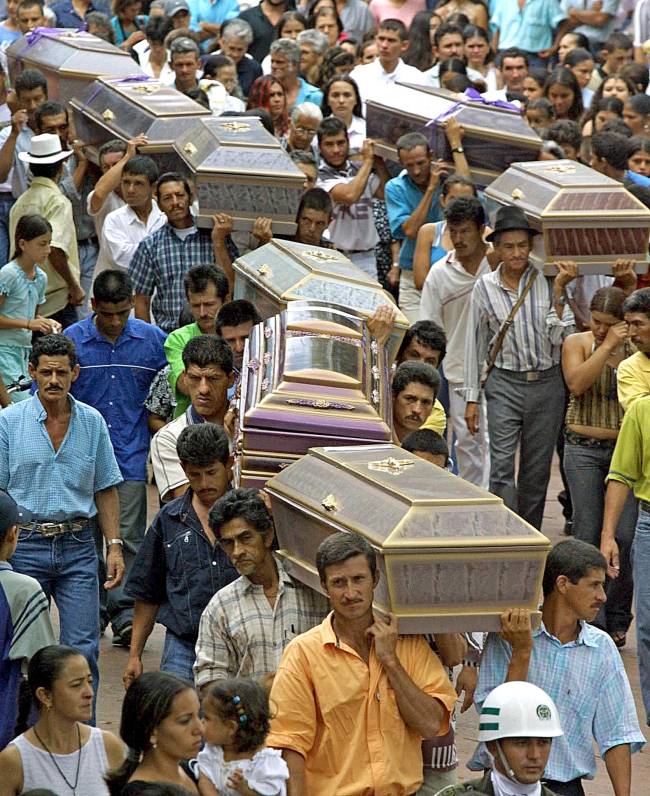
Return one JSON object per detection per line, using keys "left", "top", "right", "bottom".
{"left": 267, "top": 532, "right": 458, "bottom": 796}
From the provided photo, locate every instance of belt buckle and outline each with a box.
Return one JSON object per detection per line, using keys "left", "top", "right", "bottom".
{"left": 526, "top": 371, "right": 540, "bottom": 382}
{"left": 39, "top": 522, "right": 64, "bottom": 537}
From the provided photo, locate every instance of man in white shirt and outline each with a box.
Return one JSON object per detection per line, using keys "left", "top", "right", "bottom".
{"left": 349, "top": 19, "right": 424, "bottom": 110}
{"left": 423, "top": 23, "right": 484, "bottom": 88}
{"left": 99, "top": 155, "right": 165, "bottom": 272}
{"left": 420, "top": 196, "right": 491, "bottom": 488}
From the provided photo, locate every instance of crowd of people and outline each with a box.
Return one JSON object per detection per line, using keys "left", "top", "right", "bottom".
{"left": 0, "top": 0, "right": 649, "bottom": 794}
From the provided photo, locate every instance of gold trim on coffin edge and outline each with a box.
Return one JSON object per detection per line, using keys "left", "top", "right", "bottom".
{"left": 384, "top": 550, "right": 548, "bottom": 614}
{"left": 94, "top": 78, "right": 211, "bottom": 117}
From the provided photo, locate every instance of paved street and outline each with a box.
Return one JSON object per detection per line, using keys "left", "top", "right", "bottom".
{"left": 89, "top": 459, "right": 650, "bottom": 794}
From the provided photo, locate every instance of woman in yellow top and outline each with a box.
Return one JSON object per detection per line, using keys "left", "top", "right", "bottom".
{"left": 561, "top": 284, "right": 636, "bottom": 647}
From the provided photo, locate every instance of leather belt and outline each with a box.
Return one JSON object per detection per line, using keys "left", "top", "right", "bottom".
{"left": 640, "top": 500, "right": 650, "bottom": 516}
{"left": 19, "top": 518, "right": 90, "bottom": 537}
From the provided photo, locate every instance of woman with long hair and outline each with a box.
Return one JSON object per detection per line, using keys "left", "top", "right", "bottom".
{"left": 0, "top": 645, "right": 124, "bottom": 795}
{"left": 623, "top": 93, "right": 650, "bottom": 137}
{"left": 562, "top": 283, "right": 638, "bottom": 648}
{"left": 543, "top": 66, "right": 584, "bottom": 122}
{"left": 521, "top": 66, "right": 549, "bottom": 103}
{"left": 628, "top": 136, "right": 650, "bottom": 177}
{"left": 321, "top": 75, "right": 365, "bottom": 152}
{"left": 403, "top": 10, "right": 435, "bottom": 71}
{"left": 312, "top": 5, "right": 343, "bottom": 48}
{"left": 564, "top": 47, "right": 595, "bottom": 109}
{"left": 462, "top": 25, "right": 496, "bottom": 92}
{"left": 111, "top": 0, "right": 145, "bottom": 49}
{"left": 247, "top": 76, "right": 289, "bottom": 137}
{"left": 105, "top": 672, "right": 203, "bottom": 795}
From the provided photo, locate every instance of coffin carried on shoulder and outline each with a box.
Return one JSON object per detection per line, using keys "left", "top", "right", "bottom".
{"left": 7, "top": 28, "right": 143, "bottom": 105}
{"left": 70, "top": 76, "right": 210, "bottom": 171}
{"left": 485, "top": 159, "right": 650, "bottom": 274}
{"left": 174, "top": 116, "right": 305, "bottom": 233}
{"left": 235, "top": 301, "right": 392, "bottom": 489}
{"left": 234, "top": 239, "right": 407, "bottom": 362}
{"left": 265, "top": 444, "right": 550, "bottom": 633}
{"left": 366, "top": 83, "right": 541, "bottom": 185}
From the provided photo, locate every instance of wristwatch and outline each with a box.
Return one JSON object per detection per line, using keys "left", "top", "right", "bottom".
{"left": 107, "top": 538, "right": 124, "bottom": 548}
{"left": 452, "top": 145, "right": 464, "bottom": 153}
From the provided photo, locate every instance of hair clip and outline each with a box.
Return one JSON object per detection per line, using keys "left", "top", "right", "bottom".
{"left": 231, "top": 694, "right": 248, "bottom": 724}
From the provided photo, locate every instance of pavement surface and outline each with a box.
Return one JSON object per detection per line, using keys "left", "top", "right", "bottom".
{"left": 87, "top": 458, "right": 650, "bottom": 794}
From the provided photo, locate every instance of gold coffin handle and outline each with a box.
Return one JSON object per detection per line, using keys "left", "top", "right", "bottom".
{"left": 102, "top": 109, "right": 115, "bottom": 122}
{"left": 321, "top": 494, "right": 340, "bottom": 512}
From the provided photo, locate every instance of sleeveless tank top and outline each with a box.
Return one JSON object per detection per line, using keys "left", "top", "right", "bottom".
{"left": 565, "top": 340, "right": 632, "bottom": 431}
{"left": 13, "top": 726, "right": 110, "bottom": 796}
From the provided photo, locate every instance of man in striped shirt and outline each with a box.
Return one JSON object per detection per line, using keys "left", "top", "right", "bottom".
{"left": 194, "top": 488, "right": 328, "bottom": 691}
{"left": 462, "top": 206, "right": 577, "bottom": 530}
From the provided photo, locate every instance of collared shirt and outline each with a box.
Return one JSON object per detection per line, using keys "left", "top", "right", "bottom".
{"left": 0, "top": 260, "right": 46, "bottom": 348}
{"left": 490, "top": 0, "right": 565, "bottom": 51}
{"left": 0, "top": 561, "right": 54, "bottom": 750}
{"left": 194, "top": 555, "right": 329, "bottom": 687}
{"left": 190, "top": 0, "right": 240, "bottom": 27}
{"left": 9, "top": 177, "right": 80, "bottom": 318}
{"left": 125, "top": 489, "right": 237, "bottom": 641}
{"left": 317, "top": 159, "right": 380, "bottom": 252}
{"left": 607, "top": 395, "right": 650, "bottom": 502}
{"left": 128, "top": 223, "right": 217, "bottom": 333}
{"left": 349, "top": 58, "right": 426, "bottom": 110}
{"left": 164, "top": 321, "right": 202, "bottom": 418}
{"left": 471, "top": 621, "right": 645, "bottom": 782}
{"left": 420, "top": 250, "right": 491, "bottom": 384}
{"left": 0, "top": 125, "right": 32, "bottom": 199}
{"left": 559, "top": 0, "right": 618, "bottom": 44}
{"left": 65, "top": 316, "right": 167, "bottom": 481}
{"left": 294, "top": 77, "right": 323, "bottom": 108}
{"left": 423, "top": 62, "right": 485, "bottom": 88}
{"left": 385, "top": 170, "right": 442, "bottom": 270}
{"left": 87, "top": 189, "right": 125, "bottom": 243}
{"left": 50, "top": 0, "right": 100, "bottom": 27}
{"left": 267, "top": 613, "right": 457, "bottom": 796}
{"left": 617, "top": 351, "right": 650, "bottom": 410}
{"left": 100, "top": 201, "right": 166, "bottom": 272}
{"left": 0, "top": 394, "right": 122, "bottom": 521}
{"left": 151, "top": 405, "right": 205, "bottom": 500}
{"left": 462, "top": 263, "right": 575, "bottom": 403}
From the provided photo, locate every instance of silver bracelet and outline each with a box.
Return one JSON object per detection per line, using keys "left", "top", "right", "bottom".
{"left": 107, "top": 538, "right": 124, "bottom": 547}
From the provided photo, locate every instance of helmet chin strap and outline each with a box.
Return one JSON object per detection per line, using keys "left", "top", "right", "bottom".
{"left": 495, "top": 739, "right": 524, "bottom": 785}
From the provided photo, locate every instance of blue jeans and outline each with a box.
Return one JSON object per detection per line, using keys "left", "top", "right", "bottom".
{"left": 0, "top": 192, "right": 15, "bottom": 264}
{"left": 10, "top": 525, "right": 100, "bottom": 712}
{"left": 160, "top": 629, "right": 196, "bottom": 685}
{"left": 564, "top": 441, "right": 636, "bottom": 633}
{"left": 633, "top": 509, "right": 650, "bottom": 723}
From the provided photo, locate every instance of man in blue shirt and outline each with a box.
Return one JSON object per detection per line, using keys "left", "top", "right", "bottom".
{"left": 65, "top": 269, "right": 167, "bottom": 647}
{"left": 50, "top": 0, "right": 108, "bottom": 28}
{"left": 385, "top": 132, "right": 444, "bottom": 324}
{"left": 0, "top": 334, "right": 123, "bottom": 700}
{"left": 472, "top": 539, "right": 645, "bottom": 796}
{"left": 123, "top": 422, "right": 236, "bottom": 685}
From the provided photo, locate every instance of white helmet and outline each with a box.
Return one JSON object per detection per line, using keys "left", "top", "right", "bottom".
{"left": 478, "top": 681, "right": 564, "bottom": 742}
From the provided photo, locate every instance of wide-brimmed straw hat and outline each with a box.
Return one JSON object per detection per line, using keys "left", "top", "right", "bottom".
{"left": 18, "top": 133, "right": 73, "bottom": 165}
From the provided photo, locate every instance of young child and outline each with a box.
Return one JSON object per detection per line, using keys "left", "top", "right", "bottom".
{"left": 0, "top": 490, "right": 55, "bottom": 749}
{"left": 198, "top": 678, "right": 288, "bottom": 796}
{"left": 0, "top": 214, "right": 60, "bottom": 399}
{"left": 402, "top": 428, "right": 449, "bottom": 469}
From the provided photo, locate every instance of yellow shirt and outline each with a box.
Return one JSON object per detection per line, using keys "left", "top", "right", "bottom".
{"left": 606, "top": 395, "right": 650, "bottom": 502}
{"left": 267, "top": 613, "right": 457, "bottom": 796}
{"left": 420, "top": 398, "right": 447, "bottom": 435}
{"left": 616, "top": 351, "right": 650, "bottom": 411}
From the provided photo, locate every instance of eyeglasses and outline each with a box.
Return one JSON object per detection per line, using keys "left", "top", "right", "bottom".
{"left": 293, "top": 126, "right": 318, "bottom": 136}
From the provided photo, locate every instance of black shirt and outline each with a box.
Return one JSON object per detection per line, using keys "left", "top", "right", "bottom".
{"left": 239, "top": 2, "right": 294, "bottom": 63}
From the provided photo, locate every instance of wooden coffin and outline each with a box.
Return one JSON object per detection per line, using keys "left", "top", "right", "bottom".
{"left": 485, "top": 160, "right": 650, "bottom": 274}
{"left": 235, "top": 301, "right": 392, "bottom": 489}
{"left": 366, "top": 83, "right": 541, "bottom": 186}
{"left": 234, "top": 239, "right": 407, "bottom": 363}
{"left": 266, "top": 444, "right": 550, "bottom": 633}
{"left": 70, "top": 76, "right": 210, "bottom": 172}
{"left": 7, "top": 28, "right": 142, "bottom": 105}
{"left": 174, "top": 116, "right": 305, "bottom": 233}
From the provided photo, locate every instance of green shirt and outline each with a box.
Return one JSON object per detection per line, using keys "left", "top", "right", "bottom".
{"left": 606, "top": 395, "right": 650, "bottom": 502}
{"left": 164, "top": 322, "right": 201, "bottom": 418}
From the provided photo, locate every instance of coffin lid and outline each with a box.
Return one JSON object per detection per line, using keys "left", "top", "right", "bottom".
{"left": 7, "top": 30, "right": 139, "bottom": 79}
{"left": 266, "top": 444, "right": 549, "bottom": 550}
{"left": 240, "top": 302, "right": 392, "bottom": 439}
{"left": 485, "top": 160, "right": 650, "bottom": 222}
{"left": 234, "top": 240, "right": 408, "bottom": 328}
{"left": 366, "top": 82, "right": 541, "bottom": 148}
{"left": 174, "top": 116, "right": 305, "bottom": 180}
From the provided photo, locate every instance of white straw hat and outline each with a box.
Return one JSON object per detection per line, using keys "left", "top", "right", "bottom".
{"left": 18, "top": 133, "right": 73, "bottom": 165}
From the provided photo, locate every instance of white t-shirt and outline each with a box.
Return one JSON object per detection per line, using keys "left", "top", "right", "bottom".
{"left": 99, "top": 200, "right": 166, "bottom": 272}
{"left": 197, "top": 745, "right": 289, "bottom": 796}
{"left": 349, "top": 58, "right": 426, "bottom": 112}
{"left": 87, "top": 190, "right": 125, "bottom": 239}
{"left": 317, "top": 159, "right": 380, "bottom": 252}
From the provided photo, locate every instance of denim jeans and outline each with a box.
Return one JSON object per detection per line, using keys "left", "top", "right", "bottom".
{"left": 0, "top": 192, "right": 15, "bottom": 264}
{"left": 633, "top": 509, "right": 650, "bottom": 723}
{"left": 10, "top": 524, "right": 100, "bottom": 713}
{"left": 564, "top": 440, "right": 636, "bottom": 633}
{"left": 160, "top": 629, "right": 196, "bottom": 685}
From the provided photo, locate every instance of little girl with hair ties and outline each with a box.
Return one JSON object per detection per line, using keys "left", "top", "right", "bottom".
{"left": 198, "top": 678, "right": 288, "bottom": 796}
